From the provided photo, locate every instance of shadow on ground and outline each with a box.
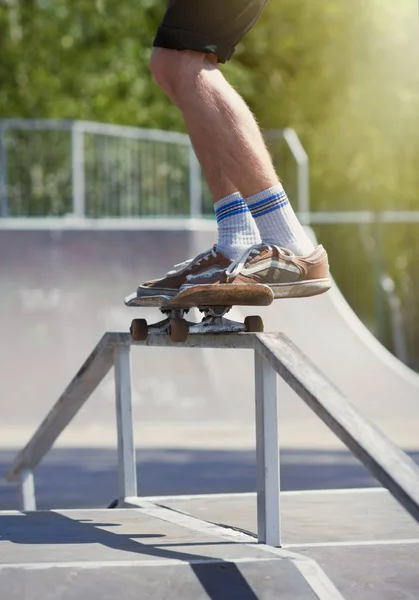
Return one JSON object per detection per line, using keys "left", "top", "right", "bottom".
{"left": 1, "top": 448, "right": 418, "bottom": 510}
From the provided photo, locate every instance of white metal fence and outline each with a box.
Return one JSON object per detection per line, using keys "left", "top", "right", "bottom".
{"left": 0, "top": 119, "right": 308, "bottom": 219}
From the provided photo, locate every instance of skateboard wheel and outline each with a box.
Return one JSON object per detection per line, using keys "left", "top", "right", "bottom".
{"left": 244, "top": 315, "right": 264, "bottom": 333}
{"left": 169, "top": 318, "right": 189, "bottom": 343}
{"left": 130, "top": 318, "right": 148, "bottom": 341}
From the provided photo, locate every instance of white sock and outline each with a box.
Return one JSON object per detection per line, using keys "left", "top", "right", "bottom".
{"left": 214, "top": 192, "right": 261, "bottom": 261}
{"left": 246, "top": 183, "right": 314, "bottom": 256}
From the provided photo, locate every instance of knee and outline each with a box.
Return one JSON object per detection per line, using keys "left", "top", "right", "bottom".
{"left": 150, "top": 48, "right": 210, "bottom": 99}
{"left": 150, "top": 48, "right": 184, "bottom": 97}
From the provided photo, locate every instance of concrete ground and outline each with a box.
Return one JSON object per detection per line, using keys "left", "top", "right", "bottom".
{"left": 0, "top": 489, "right": 418, "bottom": 599}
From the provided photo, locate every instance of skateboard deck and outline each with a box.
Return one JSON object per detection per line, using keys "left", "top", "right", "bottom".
{"left": 125, "top": 284, "right": 274, "bottom": 342}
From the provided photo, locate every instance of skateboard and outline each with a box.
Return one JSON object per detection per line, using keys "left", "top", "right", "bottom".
{"left": 125, "top": 284, "right": 274, "bottom": 342}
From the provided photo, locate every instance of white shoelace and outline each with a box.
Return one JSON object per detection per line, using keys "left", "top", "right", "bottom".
{"left": 167, "top": 243, "right": 295, "bottom": 280}
{"left": 166, "top": 246, "right": 218, "bottom": 276}
{"left": 225, "top": 244, "right": 295, "bottom": 278}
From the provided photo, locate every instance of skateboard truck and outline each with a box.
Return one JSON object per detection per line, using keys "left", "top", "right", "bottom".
{"left": 125, "top": 284, "right": 272, "bottom": 343}
{"left": 130, "top": 305, "right": 264, "bottom": 343}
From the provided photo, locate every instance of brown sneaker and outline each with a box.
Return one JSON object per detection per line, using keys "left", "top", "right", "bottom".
{"left": 180, "top": 244, "right": 331, "bottom": 299}
{"left": 137, "top": 246, "right": 232, "bottom": 297}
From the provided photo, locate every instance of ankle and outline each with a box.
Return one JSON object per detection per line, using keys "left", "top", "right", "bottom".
{"left": 245, "top": 184, "right": 314, "bottom": 256}
{"left": 215, "top": 193, "right": 261, "bottom": 260}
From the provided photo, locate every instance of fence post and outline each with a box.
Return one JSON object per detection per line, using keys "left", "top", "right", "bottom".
{"left": 0, "top": 124, "right": 8, "bottom": 217}
{"left": 188, "top": 142, "right": 202, "bottom": 217}
{"left": 71, "top": 122, "right": 86, "bottom": 217}
{"left": 254, "top": 350, "right": 281, "bottom": 547}
{"left": 373, "top": 215, "right": 385, "bottom": 344}
{"left": 114, "top": 345, "right": 138, "bottom": 500}
{"left": 282, "top": 128, "right": 310, "bottom": 225}
{"left": 20, "top": 469, "right": 36, "bottom": 511}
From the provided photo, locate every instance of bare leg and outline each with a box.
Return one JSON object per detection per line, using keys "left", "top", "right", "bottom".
{"left": 150, "top": 47, "right": 314, "bottom": 257}
{"left": 150, "top": 48, "right": 278, "bottom": 202}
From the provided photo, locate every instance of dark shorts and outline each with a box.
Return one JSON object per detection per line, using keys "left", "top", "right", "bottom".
{"left": 153, "top": 0, "right": 269, "bottom": 63}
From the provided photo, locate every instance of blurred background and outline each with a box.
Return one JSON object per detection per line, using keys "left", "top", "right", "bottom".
{"left": 0, "top": 0, "right": 418, "bottom": 509}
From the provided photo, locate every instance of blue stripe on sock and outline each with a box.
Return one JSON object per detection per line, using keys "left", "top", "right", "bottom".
{"left": 250, "top": 198, "right": 289, "bottom": 217}
{"left": 250, "top": 197, "right": 288, "bottom": 213}
{"left": 247, "top": 191, "right": 287, "bottom": 212}
{"left": 216, "top": 207, "right": 249, "bottom": 223}
{"left": 215, "top": 198, "right": 245, "bottom": 218}
{"left": 248, "top": 195, "right": 288, "bottom": 212}
{"left": 216, "top": 206, "right": 245, "bottom": 221}
{"left": 216, "top": 205, "right": 243, "bottom": 220}
{"left": 251, "top": 203, "right": 289, "bottom": 219}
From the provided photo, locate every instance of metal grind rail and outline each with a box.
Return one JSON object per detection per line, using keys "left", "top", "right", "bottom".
{"left": 6, "top": 332, "right": 419, "bottom": 547}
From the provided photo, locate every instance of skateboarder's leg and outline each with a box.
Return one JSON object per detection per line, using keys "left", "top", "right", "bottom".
{"left": 137, "top": 1, "right": 329, "bottom": 300}
{"left": 151, "top": 49, "right": 277, "bottom": 200}
{"left": 151, "top": 0, "right": 314, "bottom": 257}
{"left": 152, "top": 52, "right": 262, "bottom": 261}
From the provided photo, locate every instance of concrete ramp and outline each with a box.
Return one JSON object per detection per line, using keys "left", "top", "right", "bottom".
{"left": 0, "top": 224, "right": 418, "bottom": 449}
{"left": 237, "top": 276, "right": 419, "bottom": 447}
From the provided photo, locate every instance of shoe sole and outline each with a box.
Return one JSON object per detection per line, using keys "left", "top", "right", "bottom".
{"left": 128, "top": 284, "right": 274, "bottom": 307}
{"left": 137, "top": 286, "right": 178, "bottom": 298}
{"left": 270, "top": 278, "right": 331, "bottom": 299}
{"left": 180, "top": 279, "right": 331, "bottom": 300}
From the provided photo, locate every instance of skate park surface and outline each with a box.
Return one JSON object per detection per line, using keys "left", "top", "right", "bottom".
{"left": 1, "top": 489, "right": 418, "bottom": 600}
{"left": 1, "top": 221, "right": 418, "bottom": 451}
{"left": 1, "top": 221, "right": 419, "bottom": 598}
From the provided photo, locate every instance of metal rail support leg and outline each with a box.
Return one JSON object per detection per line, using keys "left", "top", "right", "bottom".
{"left": 20, "top": 469, "right": 36, "bottom": 511}
{"left": 254, "top": 350, "right": 281, "bottom": 547}
{"left": 114, "top": 345, "right": 138, "bottom": 500}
